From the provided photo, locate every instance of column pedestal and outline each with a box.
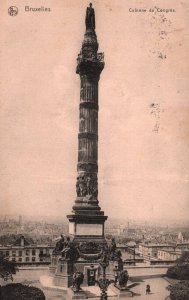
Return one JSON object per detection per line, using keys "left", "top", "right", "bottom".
{"left": 53, "top": 259, "right": 74, "bottom": 288}
{"left": 67, "top": 213, "right": 107, "bottom": 245}
{"left": 111, "top": 285, "right": 134, "bottom": 298}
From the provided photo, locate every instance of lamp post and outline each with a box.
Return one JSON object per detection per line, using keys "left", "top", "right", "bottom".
{"left": 113, "top": 265, "right": 119, "bottom": 285}
{"left": 133, "top": 245, "right": 136, "bottom": 266}
{"left": 96, "top": 251, "right": 110, "bottom": 300}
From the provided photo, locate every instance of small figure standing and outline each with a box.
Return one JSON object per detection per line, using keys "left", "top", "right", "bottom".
{"left": 146, "top": 284, "right": 151, "bottom": 294}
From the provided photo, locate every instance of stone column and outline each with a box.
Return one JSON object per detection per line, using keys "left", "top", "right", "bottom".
{"left": 67, "top": 5, "right": 107, "bottom": 244}
{"left": 72, "top": 25, "right": 104, "bottom": 214}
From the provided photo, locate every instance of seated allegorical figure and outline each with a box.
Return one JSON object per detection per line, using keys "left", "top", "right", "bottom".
{"left": 61, "top": 237, "right": 79, "bottom": 261}
{"left": 53, "top": 235, "right": 65, "bottom": 254}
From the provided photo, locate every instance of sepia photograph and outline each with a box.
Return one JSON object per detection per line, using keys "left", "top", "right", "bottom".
{"left": 0, "top": 0, "right": 189, "bottom": 299}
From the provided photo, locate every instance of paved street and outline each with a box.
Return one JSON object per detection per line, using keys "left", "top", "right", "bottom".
{"left": 0, "top": 268, "right": 170, "bottom": 300}
{"left": 82, "top": 278, "right": 170, "bottom": 300}
{"left": 130, "top": 277, "right": 170, "bottom": 299}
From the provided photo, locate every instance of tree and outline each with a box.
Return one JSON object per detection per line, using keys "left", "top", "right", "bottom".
{"left": 0, "top": 283, "right": 45, "bottom": 300}
{"left": 0, "top": 254, "right": 17, "bottom": 281}
{"left": 167, "top": 252, "right": 189, "bottom": 280}
{"left": 168, "top": 281, "right": 189, "bottom": 300}
{"left": 176, "top": 252, "right": 189, "bottom": 266}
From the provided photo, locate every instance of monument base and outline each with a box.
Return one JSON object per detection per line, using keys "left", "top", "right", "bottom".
{"left": 111, "top": 285, "right": 133, "bottom": 298}
{"left": 117, "top": 290, "right": 133, "bottom": 298}
{"left": 53, "top": 259, "right": 74, "bottom": 288}
{"left": 67, "top": 288, "right": 87, "bottom": 300}
{"left": 50, "top": 255, "right": 60, "bottom": 274}
{"left": 49, "top": 265, "right": 56, "bottom": 274}
{"left": 53, "top": 273, "right": 73, "bottom": 288}
{"left": 67, "top": 212, "right": 107, "bottom": 246}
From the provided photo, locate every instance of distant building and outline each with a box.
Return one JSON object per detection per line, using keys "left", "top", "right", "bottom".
{"left": 138, "top": 243, "right": 176, "bottom": 260}
{"left": 157, "top": 249, "right": 181, "bottom": 261}
{"left": 178, "top": 232, "right": 189, "bottom": 243}
{"left": 127, "top": 228, "right": 136, "bottom": 236}
{"left": 139, "top": 240, "right": 189, "bottom": 265}
{"left": 105, "top": 226, "right": 125, "bottom": 236}
{"left": 0, "top": 235, "right": 54, "bottom": 265}
{"left": 176, "top": 242, "right": 189, "bottom": 251}
{"left": 157, "top": 233, "right": 177, "bottom": 244}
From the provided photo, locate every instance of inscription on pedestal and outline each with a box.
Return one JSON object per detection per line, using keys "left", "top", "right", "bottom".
{"left": 76, "top": 223, "right": 102, "bottom": 235}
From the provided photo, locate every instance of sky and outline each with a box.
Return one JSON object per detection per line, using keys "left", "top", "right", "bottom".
{"left": 0, "top": 0, "right": 189, "bottom": 223}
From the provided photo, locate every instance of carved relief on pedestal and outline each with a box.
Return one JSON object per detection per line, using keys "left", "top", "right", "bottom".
{"left": 76, "top": 173, "right": 98, "bottom": 198}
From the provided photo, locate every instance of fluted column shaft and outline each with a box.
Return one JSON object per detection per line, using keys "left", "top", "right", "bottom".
{"left": 78, "top": 75, "right": 98, "bottom": 174}
{"left": 73, "top": 25, "right": 104, "bottom": 212}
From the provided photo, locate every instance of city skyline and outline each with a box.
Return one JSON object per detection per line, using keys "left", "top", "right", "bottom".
{"left": 0, "top": 213, "right": 188, "bottom": 228}
{"left": 0, "top": 0, "right": 189, "bottom": 222}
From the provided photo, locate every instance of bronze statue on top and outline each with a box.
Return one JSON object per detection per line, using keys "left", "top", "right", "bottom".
{"left": 85, "top": 3, "right": 95, "bottom": 30}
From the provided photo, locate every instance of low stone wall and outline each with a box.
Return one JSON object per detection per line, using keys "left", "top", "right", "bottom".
{"left": 150, "top": 260, "right": 175, "bottom": 266}
{"left": 130, "top": 274, "right": 165, "bottom": 281}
